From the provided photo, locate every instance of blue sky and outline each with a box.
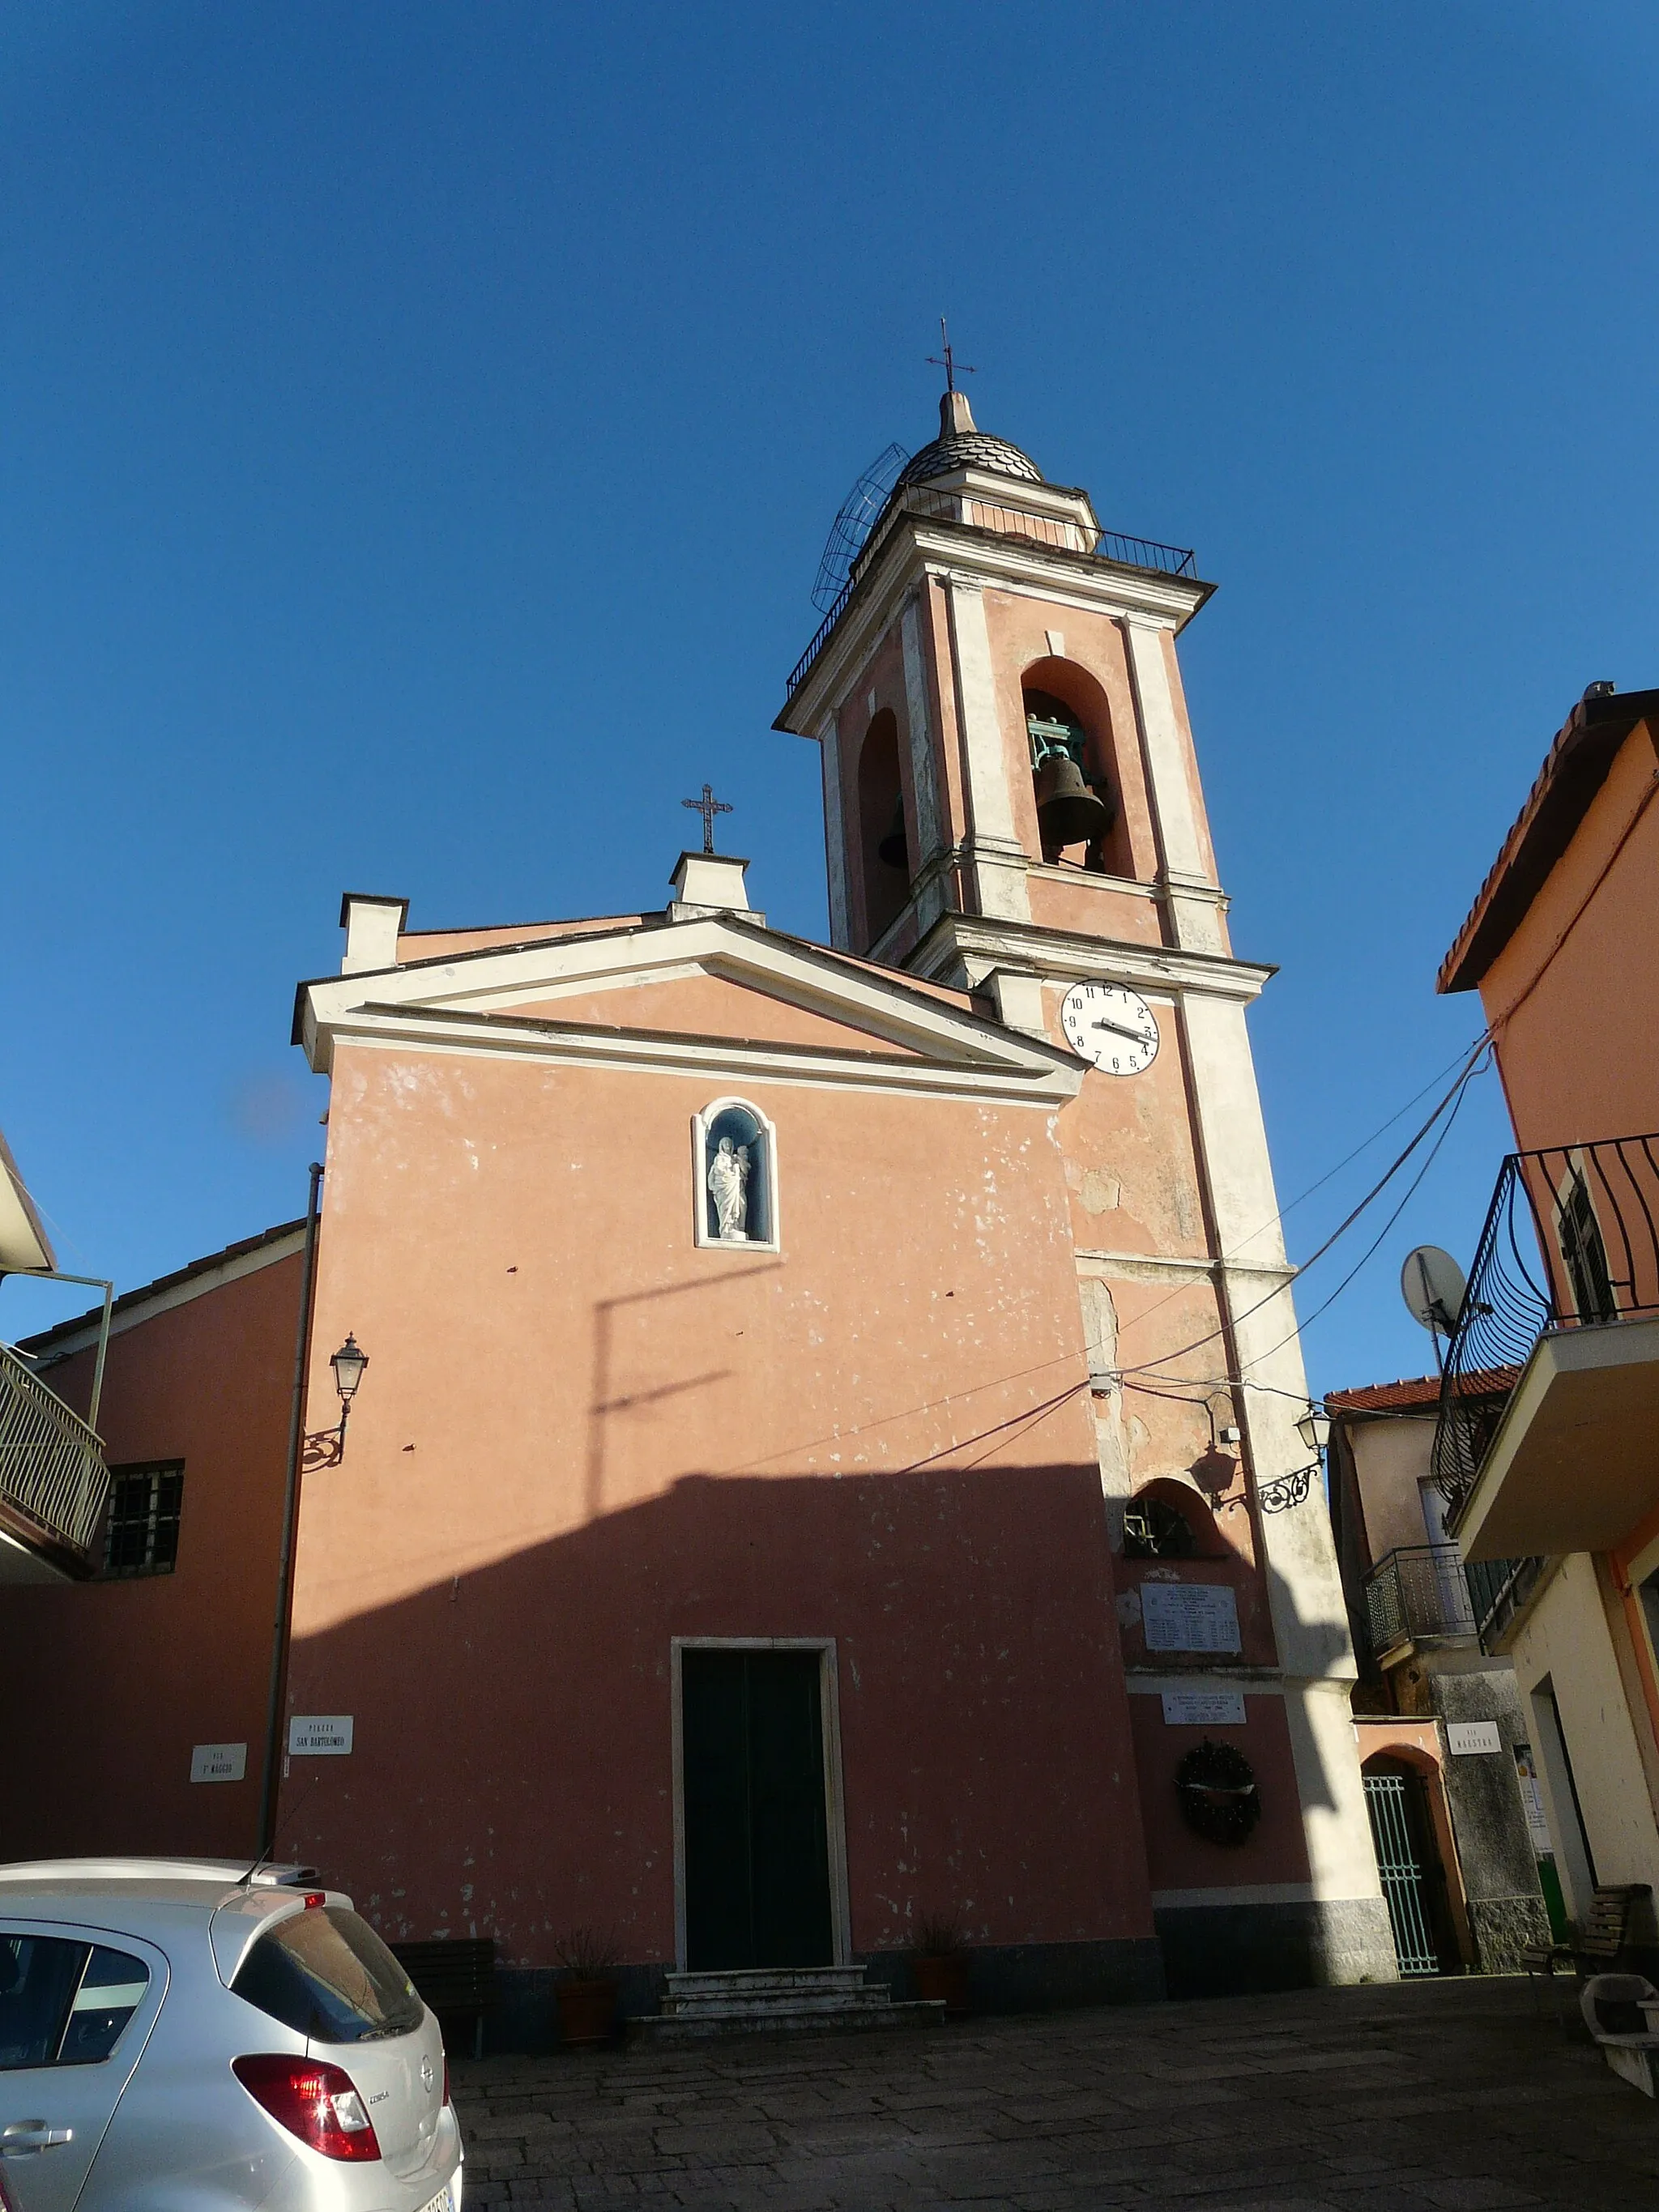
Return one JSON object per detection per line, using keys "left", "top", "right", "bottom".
{"left": 4, "top": 2, "right": 1657, "bottom": 1400}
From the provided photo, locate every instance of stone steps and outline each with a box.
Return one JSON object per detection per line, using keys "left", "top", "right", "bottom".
{"left": 629, "top": 1964, "right": 945, "bottom": 2042}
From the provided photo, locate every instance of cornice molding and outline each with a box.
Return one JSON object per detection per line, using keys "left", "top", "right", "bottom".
{"left": 326, "top": 1004, "right": 1081, "bottom": 1107}
{"left": 296, "top": 912, "right": 1085, "bottom": 1107}
{"left": 905, "top": 914, "right": 1276, "bottom": 1005}
{"left": 777, "top": 514, "right": 1213, "bottom": 735}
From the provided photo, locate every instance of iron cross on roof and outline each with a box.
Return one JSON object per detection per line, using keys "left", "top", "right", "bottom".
{"left": 681, "top": 782, "right": 733, "bottom": 854}
{"left": 928, "top": 316, "right": 976, "bottom": 394}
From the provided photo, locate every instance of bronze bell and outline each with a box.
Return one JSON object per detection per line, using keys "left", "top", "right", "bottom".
{"left": 1034, "top": 754, "right": 1110, "bottom": 849}
{"left": 877, "top": 799, "right": 909, "bottom": 870}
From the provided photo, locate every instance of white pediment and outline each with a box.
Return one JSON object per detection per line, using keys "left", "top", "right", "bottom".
{"left": 294, "top": 914, "right": 1082, "bottom": 1107}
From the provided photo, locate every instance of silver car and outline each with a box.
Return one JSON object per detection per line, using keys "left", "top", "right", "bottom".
{"left": 0, "top": 1858, "right": 463, "bottom": 2210}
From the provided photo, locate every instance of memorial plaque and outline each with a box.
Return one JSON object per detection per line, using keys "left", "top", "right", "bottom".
{"left": 1141, "top": 1581, "right": 1241, "bottom": 1654}
{"left": 190, "top": 1741, "right": 247, "bottom": 1784}
{"left": 288, "top": 1715, "right": 354, "bottom": 1757}
{"left": 1161, "top": 1688, "right": 1247, "bottom": 1728}
{"left": 1448, "top": 1719, "right": 1502, "bottom": 1757}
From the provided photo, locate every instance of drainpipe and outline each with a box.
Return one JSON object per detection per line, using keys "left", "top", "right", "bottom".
{"left": 258, "top": 1161, "right": 323, "bottom": 1857}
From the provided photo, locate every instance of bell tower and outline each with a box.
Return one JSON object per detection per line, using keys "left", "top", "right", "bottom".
{"left": 775, "top": 382, "right": 1396, "bottom": 1993}
{"left": 775, "top": 383, "right": 1228, "bottom": 1023}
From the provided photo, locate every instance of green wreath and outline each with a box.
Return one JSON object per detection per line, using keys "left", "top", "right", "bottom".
{"left": 1175, "top": 1737, "right": 1260, "bottom": 1846}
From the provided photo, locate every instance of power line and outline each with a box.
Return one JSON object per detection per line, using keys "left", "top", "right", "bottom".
{"left": 1117, "top": 1037, "right": 1491, "bottom": 1388}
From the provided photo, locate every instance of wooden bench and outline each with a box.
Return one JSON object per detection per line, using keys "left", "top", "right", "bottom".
{"left": 1523, "top": 1884, "right": 1651, "bottom": 1997}
{"left": 390, "top": 1937, "right": 497, "bottom": 2058}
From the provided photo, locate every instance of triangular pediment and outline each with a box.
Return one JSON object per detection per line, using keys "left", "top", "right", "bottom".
{"left": 294, "top": 914, "right": 1082, "bottom": 1106}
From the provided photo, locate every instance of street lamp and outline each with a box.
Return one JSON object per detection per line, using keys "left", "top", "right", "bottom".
{"left": 327, "top": 1332, "right": 369, "bottom": 1455}
{"left": 1295, "top": 1400, "right": 1332, "bottom": 1457}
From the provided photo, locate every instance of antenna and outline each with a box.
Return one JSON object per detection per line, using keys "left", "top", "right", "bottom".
{"left": 811, "top": 442, "right": 910, "bottom": 612}
{"left": 1400, "top": 1245, "right": 1467, "bottom": 1376}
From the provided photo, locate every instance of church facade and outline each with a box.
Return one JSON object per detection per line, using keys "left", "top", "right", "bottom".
{"left": 274, "top": 387, "right": 1388, "bottom": 2005}
{"left": 10, "top": 386, "right": 1392, "bottom": 2014}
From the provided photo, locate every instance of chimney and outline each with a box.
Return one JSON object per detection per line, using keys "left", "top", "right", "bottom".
{"left": 339, "top": 893, "right": 410, "bottom": 975}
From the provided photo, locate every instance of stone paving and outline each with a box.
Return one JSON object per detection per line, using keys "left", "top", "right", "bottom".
{"left": 451, "top": 1976, "right": 1657, "bottom": 2210}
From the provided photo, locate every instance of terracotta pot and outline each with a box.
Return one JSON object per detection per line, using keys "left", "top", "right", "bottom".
{"left": 913, "top": 1951, "right": 970, "bottom": 2014}
{"left": 556, "top": 1976, "right": 618, "bottom": 2046}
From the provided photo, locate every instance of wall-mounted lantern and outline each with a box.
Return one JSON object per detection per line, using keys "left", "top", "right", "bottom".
{"left": 325, "top": 1332, "right": 369, "bottom": 1458}
{"left": 1295, "top": 1400, "right": 1332, "bottom": 1457}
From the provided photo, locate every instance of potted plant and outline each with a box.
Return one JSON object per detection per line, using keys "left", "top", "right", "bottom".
{"left": 911, "top": 1914, "right": 970, "bottom": 2015}
{"left": 552, "top": 1928, "right": 621, "bottom": 2047}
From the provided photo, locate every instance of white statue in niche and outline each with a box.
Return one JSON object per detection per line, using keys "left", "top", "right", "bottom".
{"left": 707, "top": 1136, "right": 751, "bottom": 1241}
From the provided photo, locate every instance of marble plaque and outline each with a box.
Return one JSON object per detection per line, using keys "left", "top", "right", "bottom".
{"left": 1141, "top": 1581, "right": 1241, "bottom": 1654}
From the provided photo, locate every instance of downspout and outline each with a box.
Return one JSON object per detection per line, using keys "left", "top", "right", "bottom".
{"left": 257, "top": 1161, "right": 323, "bottom": 1856}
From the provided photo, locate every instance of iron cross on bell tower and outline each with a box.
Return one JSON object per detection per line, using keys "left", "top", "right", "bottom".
{"left": 927, "top": 316, "right": 976, "bottom": 394}
{"left": 681, "top": 782, "right": 734, "bottom": 855}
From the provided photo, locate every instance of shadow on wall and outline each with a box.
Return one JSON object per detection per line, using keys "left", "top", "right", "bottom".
{"left": 271, "top": 1460, "right": 1175, "bottom": 1984}
{"left": 264, "top": 1451, "right": 1370, "bottom": 2010}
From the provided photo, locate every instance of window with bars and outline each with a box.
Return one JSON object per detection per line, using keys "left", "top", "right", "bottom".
{"left": 100, "top": 1463, "right": 184, "bottom": 1578}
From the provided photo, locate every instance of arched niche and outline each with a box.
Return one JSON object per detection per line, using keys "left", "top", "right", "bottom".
{"left": 1122, "top": 1477, "right": 1226, "bottom": 1560}
{"left": 693, "top": 1097, "right": 780, "bottom": 1253}
{"left": 855, "top": 709, "right": 909, "bottom": 948}
{"left": 1021, "top": 655, "right": 1133, "bottom": 877}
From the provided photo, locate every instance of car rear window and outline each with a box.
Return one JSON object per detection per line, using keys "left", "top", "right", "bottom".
{"left": 231, "top": 1905, "right": 423, "bottom": 2044}
{"left": 0, "top": 1936, "right": 150, "bottom": 2069}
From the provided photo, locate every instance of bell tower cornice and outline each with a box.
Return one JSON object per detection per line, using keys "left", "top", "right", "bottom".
{"left": 775, "top": 492, "right": 1213, "bottom": 740}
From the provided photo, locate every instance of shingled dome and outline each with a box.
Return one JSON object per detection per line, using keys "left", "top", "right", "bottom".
{"left": 896, "top": 389, "right": 1043, "bottom": 487}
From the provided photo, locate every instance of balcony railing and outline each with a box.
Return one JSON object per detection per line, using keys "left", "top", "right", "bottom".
{"left": 785, "top": 483, "right": 1200, "bottom": 699}
{"left": 1432, "top": 1132, "right": 1659, "bottom": 1513}
{"left": 0, "top": 1340, "right": 109, "bottom": 1569}
{"left": 1464, "top": 1553, "right": 1546, "bottom": 1651}
{"left": 1363, "top": 1545, "right": 1478, "bottom": 1656}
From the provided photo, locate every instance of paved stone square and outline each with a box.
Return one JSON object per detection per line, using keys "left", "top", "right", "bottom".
{"left": 451, "top": 1976, "right": 1657, "bottom": 2210}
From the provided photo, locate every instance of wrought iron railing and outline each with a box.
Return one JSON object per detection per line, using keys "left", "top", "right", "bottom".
{"left": 1465, "top": 1553, "right": 1546, "bottom": 1651}
{"left": 1432, "top": 1133, "right": 1659, "bottom": 1511}
{"left": 0, "top": 1340, "right": 109, "bottom": 1564}
{"left": 1363, "top": 1545, "right": 1478, "bottom": 1655}
{"left": 785, "top": 482, "right": 1199, "bottom": 699}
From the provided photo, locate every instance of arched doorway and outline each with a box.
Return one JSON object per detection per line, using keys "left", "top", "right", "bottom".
{"left": 1362, "top": 1754, "right": 1459, "bottom": 1976}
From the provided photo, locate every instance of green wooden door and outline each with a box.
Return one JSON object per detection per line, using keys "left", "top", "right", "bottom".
{"left": 682, "top": 1648, "right": 834, "bottom": 1971}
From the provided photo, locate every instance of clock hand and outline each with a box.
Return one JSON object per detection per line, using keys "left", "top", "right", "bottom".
{"left": 1091, "top": 1017, "right": 1154, "bottom": 1044}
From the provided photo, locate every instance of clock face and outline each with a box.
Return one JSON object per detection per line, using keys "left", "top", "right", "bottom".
{"left": 1060, "top": 981, "right": 1160, "bottom": 1076}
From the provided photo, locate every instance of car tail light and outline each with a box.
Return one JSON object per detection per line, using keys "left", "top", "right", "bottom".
{"left": 232, "top": 2054, "right": 382, "bottom": 2161}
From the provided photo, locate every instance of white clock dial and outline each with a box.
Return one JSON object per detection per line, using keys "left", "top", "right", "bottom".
{"left": 1060, "top": 981, "right": 1160, "bottom": 1076}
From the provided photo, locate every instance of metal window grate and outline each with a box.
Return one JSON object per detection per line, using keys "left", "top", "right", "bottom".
{"left": 1363, "top": 1772, "right": 1440, "bottom": 1977}
{"left": 101, "top": 1462, "right": 183, "bottom": 1578}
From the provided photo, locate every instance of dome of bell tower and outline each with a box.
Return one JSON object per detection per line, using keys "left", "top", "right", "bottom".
{"left": 895, "top": 387, "right": 1043, "bottom": 488}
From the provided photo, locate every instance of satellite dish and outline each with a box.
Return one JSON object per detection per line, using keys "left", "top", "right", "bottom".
{"left": 1401, "top": 1246, "right": 1466, "bottom": 1336}
{"left": 811, "top": 442, "right": 910, "bottom": 612}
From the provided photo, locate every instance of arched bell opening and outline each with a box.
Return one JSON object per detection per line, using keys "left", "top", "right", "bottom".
{"left": 1021, "top": 658, "right": 1132, "bottom": 876}
{"left": 855, "top": 709, "right": 909, "bottom": 949}
{"left": 1122, "top": 1477, "right": 1226, "bottom": 1561}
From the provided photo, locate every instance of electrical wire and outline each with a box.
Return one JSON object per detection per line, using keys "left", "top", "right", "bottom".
{"left": 714, "top": 1034, "right": 1494, "bottom": 1475}
{"left": 1073, "top": 1031, "right": 1491, "bottom": 1362}
{"left": 1116, "top": 1035, "right": 1491, "bottom": 1387}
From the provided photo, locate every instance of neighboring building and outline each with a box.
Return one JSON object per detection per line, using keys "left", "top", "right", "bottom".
{"left": 2, "top": 382, "right": 1396, "bottom": 2018}
{"left": 0, "top": 1126, "right": 108, "bottom": 1584}
{"left": 1434, "top": 680, "right": 1659, "bottom": 1973}
{"left": 1326, "top": 1375, "right": 1555, "bottom": 1978}
{"left": 0, "top": 1224, "right": 305, "bottom": 1861}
